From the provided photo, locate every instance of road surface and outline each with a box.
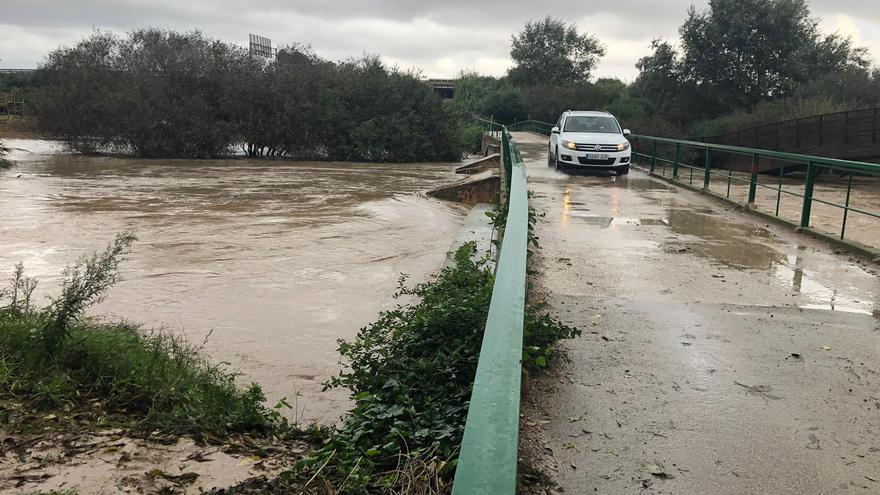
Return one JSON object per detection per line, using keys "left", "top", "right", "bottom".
{"left": 514, "top": 132, "right": 880, "bottom": 494}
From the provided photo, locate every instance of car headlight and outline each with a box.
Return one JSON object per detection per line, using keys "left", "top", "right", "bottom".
{"left": 561, "top": 140, "right": 578, "bottom": 150}
{"left": 617, "top": 142, "right": 630, "bottom": 151}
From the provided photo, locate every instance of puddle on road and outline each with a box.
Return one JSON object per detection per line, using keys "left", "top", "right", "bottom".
{"left": 537, "top": 145, "right": 880, "bottom": 316}
{"left": 771, "top": 248, "right": 874, "bottom": 315}
{"left": 662, "top": 209, "right": 782, "bottom": 270}
{"left": 566, "top": 200, "right": 781, "bottom": 270}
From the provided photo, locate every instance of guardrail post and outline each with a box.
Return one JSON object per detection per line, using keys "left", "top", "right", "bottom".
{"left": 800, "top": 162, "right": 818, "bottom": 228}
{"left": 650, "top": 140, "right": 657, "bottom": 172}
{"left": 747, "top": 154, "right": 759, "bottom": 205}
{"left": 703, "top": 147, "right": 712, "bottom": 190}
{"left": 672, "top": 143, "right": 680, "bottom": 179}
{"left": 841, "top": 173, "right": 853, "bottom": 240}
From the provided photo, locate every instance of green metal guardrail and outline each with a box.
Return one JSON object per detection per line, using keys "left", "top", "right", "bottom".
{"left": 508, "top": 119, "right": 554, "bottom": 136}
{"left": 629, "top": 134, "right": 880, "bottom": 250}
{"left": 452, "top": 124, "right": 528, "bottom": 494}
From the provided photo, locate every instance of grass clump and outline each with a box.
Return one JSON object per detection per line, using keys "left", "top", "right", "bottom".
{"left": 0, "top": 232, "right": 283, "bottom": 438}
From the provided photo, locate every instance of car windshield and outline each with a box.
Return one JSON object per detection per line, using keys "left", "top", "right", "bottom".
{"left": 563, "top": 116, "right": 621, "bottom": 134}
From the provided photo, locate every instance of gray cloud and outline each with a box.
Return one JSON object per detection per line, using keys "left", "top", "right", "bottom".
{"left": 0, "top": 0, "right": 876, "bottom": 79}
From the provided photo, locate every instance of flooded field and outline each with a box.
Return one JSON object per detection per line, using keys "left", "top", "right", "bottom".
{"left": 0, "top": 139, "right": 466, "bottom": 423}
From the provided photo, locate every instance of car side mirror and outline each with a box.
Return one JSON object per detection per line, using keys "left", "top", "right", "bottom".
{"left": 551, "top": 126, "right": 560, "bottom": 134}
{"left": 623, "top": 129, "right": 631, "bottom": 136}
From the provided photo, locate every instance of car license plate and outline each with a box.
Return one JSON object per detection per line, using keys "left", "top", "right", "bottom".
{"left": 587, "top": 153, "right": 608, "bottom": 160}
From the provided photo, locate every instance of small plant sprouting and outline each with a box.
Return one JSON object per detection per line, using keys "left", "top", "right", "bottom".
{"left": 0, "top": 262, "right": 38, "bottom": 317}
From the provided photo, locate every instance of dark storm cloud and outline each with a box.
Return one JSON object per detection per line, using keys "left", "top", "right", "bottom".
{"left": 0, "top": 0, "right": 876, "bottom": 78}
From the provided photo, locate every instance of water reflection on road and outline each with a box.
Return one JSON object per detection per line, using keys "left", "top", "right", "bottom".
{"left": 0, "top": 139, "right": 466, "bottom": 422}
{"left": 523, "top": 138, "right": 879, "bottom": 317}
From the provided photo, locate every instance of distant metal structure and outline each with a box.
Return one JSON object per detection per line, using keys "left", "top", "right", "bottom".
{"left": 0, "top": 97, "right": 26, "bottom": 116}
{"left": 426, "top": 78, "right": 456, "bottom": 99}
{"left": 249, "top": 34, "right": 277, "bottom": 58}
{"left": 700, "top": 107, "right": 880, "bottom": 163}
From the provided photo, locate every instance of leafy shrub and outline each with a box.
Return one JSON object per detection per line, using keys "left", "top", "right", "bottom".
{"left": 460, "top": 122, "right": 485, "bottom": 154}
{"left": 299, "top": 244, "right": 494, "bottom": 492}
{"left": 289, "top": 234, "right": 578, "bottom": 492}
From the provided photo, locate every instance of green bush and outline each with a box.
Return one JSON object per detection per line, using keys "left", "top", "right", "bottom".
{"left": 284, "top": 241, "right": 578, "bottom": 493}
{"left": 460, "top": 122, "right": 485, "bottom": 154}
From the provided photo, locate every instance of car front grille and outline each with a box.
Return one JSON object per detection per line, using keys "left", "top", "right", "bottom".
{"left": 578, "top": 157, "right": 616, "bottom": 165}
{"left": 574, "top": 143, "right": 619, "bottom": 152}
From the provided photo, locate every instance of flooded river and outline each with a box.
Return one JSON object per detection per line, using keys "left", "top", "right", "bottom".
{"left": 0, "top": 139, "right": 466, "bottom": 423}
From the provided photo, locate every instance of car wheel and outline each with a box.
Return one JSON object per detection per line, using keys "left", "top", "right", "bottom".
{"left": 548, "top": 146, "right": 554, "bottom": 167}
{"left": 617, "top": 165, "right": 630, "bottom": 176}
{"left": 554, "top": 147, "right": 564, "bottom": 171}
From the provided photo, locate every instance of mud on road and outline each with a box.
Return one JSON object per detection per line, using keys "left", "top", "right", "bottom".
{"left": 514, "top": 133, "right": 880, "bottom": 494}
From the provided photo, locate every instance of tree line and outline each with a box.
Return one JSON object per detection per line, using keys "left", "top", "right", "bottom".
{"left": 457, "top": 0, "right": 879, "bottom": 139}
{"left": 34, "top": 30, "right": 463, "bottom": 161}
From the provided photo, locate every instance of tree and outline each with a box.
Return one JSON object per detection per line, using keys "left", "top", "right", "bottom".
{"left": 33, "top": 30, "right": 464, "bottom": 162}
{"left": 631, "top": 0, "right": 873, "bottom": 127}
{"left": 452, "top": 71, "right": 506, "bottom": 116}
{"left": 677, "top": 0, "right": 869, "bottom": 112}
{"left": 479, "top": 87, "right": 527, "bottom": 124}
{"left": 633, "top": 40, "right": 681, "bottom": 111}
{"left": 508, "top": 16, "right": 605, "bottom": 86}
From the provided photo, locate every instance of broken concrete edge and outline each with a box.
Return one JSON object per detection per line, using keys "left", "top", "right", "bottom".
{"left": 443, "top": 203, "right": 498, "bottom": 272}
{"left": 455, "top": 154, "right": 500, "bottom": 175}
{"left": 481, "top": 134, "right": 501, "bottom": 156}
{"left": 635, "top": 165, "right": 880, "bottom": 262}
{"left": 426, "top": 170, "right": 501, "bottom": 205}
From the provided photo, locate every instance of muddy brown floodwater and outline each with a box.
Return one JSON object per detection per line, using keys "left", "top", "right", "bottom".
{"left": 0, "top": 139, "right": 466, "bottom": 423}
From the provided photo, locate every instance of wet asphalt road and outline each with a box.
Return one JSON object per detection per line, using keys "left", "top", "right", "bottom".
{"left": 513, "top": 133, "right": 880, "bottom": 494}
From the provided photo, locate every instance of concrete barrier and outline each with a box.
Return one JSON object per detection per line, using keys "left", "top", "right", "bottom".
{"left": 426, "top": 170, "right": 500, "bottom": 205}
{"left": 455, "top": 154, "right": 500, "bottom": 174}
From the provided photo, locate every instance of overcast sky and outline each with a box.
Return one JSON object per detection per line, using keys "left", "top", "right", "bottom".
{"left": 0, "top": 0, "right": 877, "bottom": 80}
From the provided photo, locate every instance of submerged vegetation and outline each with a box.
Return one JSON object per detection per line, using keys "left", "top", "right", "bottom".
{"left": 0, "top": 143, "right": 9, "bottom": 167}
{"left": 34, "top": 29, "right": 464, "bottom": 162}
{"left": 0, "top": 232, "right": 286, "bottom": 438}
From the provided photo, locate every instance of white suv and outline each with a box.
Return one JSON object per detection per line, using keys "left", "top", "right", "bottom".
{"left": 549, "top": 110, "right": 632, "bottom": 175}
